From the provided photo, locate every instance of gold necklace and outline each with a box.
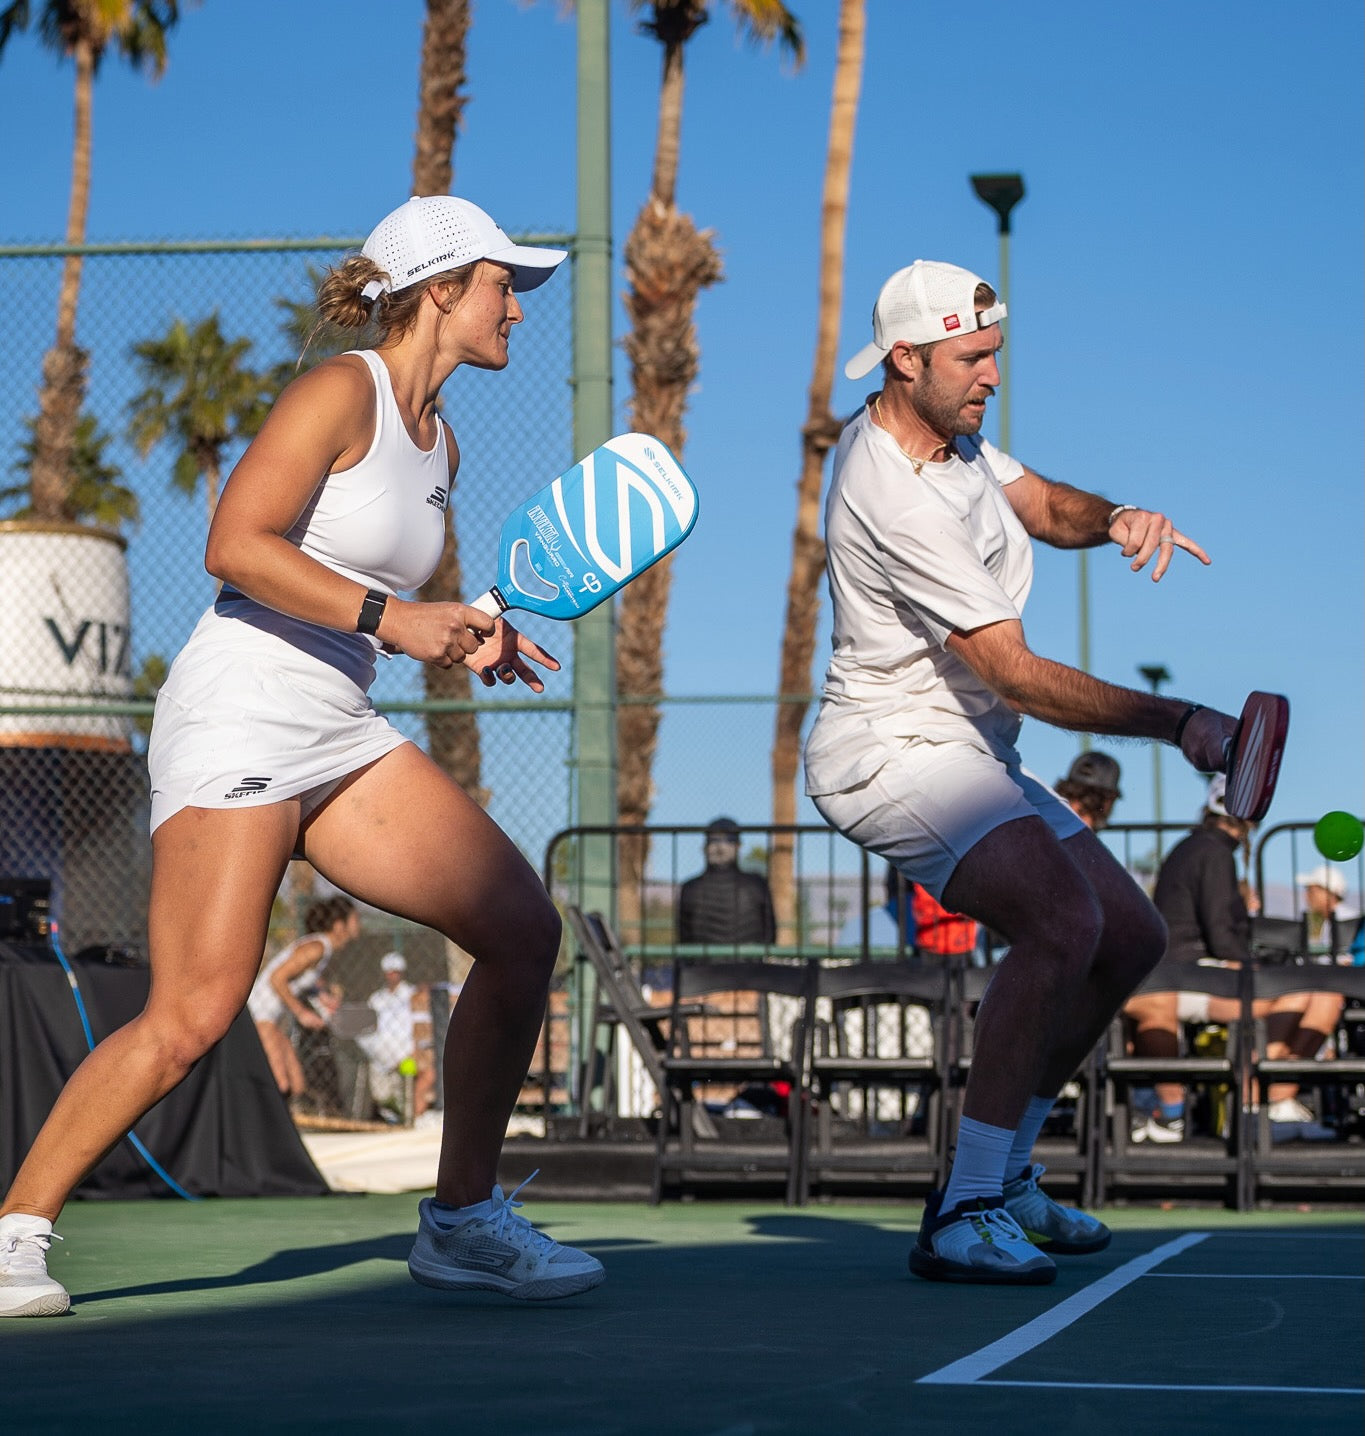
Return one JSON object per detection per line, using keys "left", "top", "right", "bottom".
{"left": 874, "top": 394, "right": 952, "bottom": 475}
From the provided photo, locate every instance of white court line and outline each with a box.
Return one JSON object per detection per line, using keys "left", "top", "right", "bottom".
{"left": 1148, "top": 1272, "right": 1364, "bottom": 1280}
{"left": 974, "top": 1381, "right": 1364, "bottom": 1396}
{"left": 917, "top": 1232, "right": 1209, "bottom": 1386}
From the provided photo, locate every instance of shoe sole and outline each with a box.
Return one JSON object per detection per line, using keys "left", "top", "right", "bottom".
{"left": 0, "top": 1289, "right": 71, "bottom": 1318}
{"left": 408, "top": 1254, "right": 605, "bottom": 1301}
{"left": 908, "top": 1245, "right": 1056, "bottom": 1285}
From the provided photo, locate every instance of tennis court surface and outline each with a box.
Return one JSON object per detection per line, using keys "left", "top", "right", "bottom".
{"left": 7, "top": 1196, "right": 1362, "bottom": 1434}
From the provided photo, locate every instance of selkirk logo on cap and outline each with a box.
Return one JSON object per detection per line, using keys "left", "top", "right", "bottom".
{"left": 943, "top": 315, "right": 961, "bottom": 332}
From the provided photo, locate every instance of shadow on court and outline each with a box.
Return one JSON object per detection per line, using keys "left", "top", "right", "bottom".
{"left": 6, "top": 1198, "right": 1363, "bottom": 1436}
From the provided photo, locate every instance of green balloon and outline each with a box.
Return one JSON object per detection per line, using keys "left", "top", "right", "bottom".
{"left": 1313, "top": 810, "right": 1364, "bottom": 862}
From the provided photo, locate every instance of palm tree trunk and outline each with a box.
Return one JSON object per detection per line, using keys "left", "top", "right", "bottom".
{"left": 409, "top": 1, "right": 485, "bottom": 804}
{"left": 29, "top": 33, "right": 96, "bottom": 520}
{"left": 769, "top": 0, "right": 865, "bottom": 942}
{"left": 616, "top": 194, "right": 722, "bottom": 940}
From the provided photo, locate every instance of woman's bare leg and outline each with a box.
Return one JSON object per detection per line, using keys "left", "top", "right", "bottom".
{"left": 302, "top": 744, "right": 560, "bottom": 1208}
{"left": 1, "top": 803, "right": 297, "bottom": 1222}
{"left": 256, "top": 1020, "right": 306, "bottom": 1098}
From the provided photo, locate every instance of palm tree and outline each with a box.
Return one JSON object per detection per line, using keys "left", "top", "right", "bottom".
{"left": 616, "top": 0, "right": 803, "bottom": 938}
{"left": 406, "top": 0, "right": 487, "bottom": 806}
{"left": 767, "top": 0, "right": 864, "bottom": 940}
{"left": 2, "top": 409, "right": 138, "bottom": 530}
{"left": 0, "top": 0, "right": 182, "bottom": 520}
{"left": 127, "top": 314, "right": 270, "bottom": 529}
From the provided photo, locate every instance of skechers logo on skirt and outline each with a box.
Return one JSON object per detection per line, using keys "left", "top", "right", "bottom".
{"left": 224, "top": 776, "right": 273, "bottom": 801}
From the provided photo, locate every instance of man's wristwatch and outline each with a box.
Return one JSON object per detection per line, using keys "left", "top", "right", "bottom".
{"left": 355, "top": 588, "right": 389, "bottom": 636}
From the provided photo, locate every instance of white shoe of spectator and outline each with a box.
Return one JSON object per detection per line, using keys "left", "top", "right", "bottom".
{"left": 0, "top": 1214, "right": 69, "bottom": 1318}
{"left": 1131, "top": 1111, "right": 1185, "bottom": 1144}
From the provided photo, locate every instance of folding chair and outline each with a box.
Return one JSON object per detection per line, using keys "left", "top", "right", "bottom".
{"left": 1245, "top": 962, "right": 1365, "bottom": 1199}
{"left": 652, "top": 957, "right": 816, "bottom": 1205}
{"left": 797, "top": 958, "right": 949, "bottom": 1203}
{"left": 1097, "top": 960, "right": 1251, "bottom": 1209}
{"left": 565, "top": 907, "right": 701, "bottom": 1136}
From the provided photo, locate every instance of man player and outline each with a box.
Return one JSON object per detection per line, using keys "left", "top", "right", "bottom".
{"left": 806, "top": 260, "right": 1240, "bottom": 1284}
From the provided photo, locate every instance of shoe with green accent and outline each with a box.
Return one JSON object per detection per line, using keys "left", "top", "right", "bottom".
{"left": 1002, "top": 1163, "right": 1111, "bottom": 1255}
{"left": 909, "top": 1189, "right": 1057, "bottom": 1285}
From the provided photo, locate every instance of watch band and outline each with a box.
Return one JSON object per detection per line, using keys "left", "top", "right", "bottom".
{"left": 355, "top": 588, "right": 389, "bottom": 637}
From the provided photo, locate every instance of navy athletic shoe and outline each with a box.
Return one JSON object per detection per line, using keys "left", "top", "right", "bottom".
{"left": 1002, "top": 1163, "right": 1112, "bottom": 1254}
{"left": 909, "top": 1188, "right": 1057, "bottom": 1285}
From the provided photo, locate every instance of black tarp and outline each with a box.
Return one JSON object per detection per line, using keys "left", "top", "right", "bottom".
{"left": 1, "top": 942, "right": 329, "bottom": 1198}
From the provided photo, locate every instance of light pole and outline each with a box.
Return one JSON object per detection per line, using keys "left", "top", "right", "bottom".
{"left": 1139, "top": 664, "right": 1172, "bottom": 863}
{"left": 969, "top": 173, "right": 1024, "bottom": 453}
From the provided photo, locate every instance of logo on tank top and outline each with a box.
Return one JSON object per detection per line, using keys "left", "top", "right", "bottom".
{"left": 426, "top": 485, "right": 448, "bottom": 510}
{"left": 224, "top": 776, "right": 273, "bottom": 800}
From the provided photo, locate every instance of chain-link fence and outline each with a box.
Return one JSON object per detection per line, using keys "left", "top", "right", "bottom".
{"left": 1, "top": 235, "right": 573, "bottom": 961}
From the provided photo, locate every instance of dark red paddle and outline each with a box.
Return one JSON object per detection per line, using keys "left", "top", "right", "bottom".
{"left": 1223, "top": 691, "right": 1290, "bottom": 822}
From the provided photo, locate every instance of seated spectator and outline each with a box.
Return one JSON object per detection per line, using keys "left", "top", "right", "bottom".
{"left": 1123, "top": 778, "right": 1344, "bottom": 1142}
{"left": 840, "top": 864, "right": 977, "bottom": 957}
{"left": 247, "top": 896, "right": 359, "bottom": 1105}
{"left": 1055, "top": 750, "right": 1123, "bottom": 832}
{"left": 358, "top": 952, "right": 434, "bottom": 1121}
{"left": 677, "top": 817, "right": 776, "bottom": 945}
{"left": 1296, "top": 863, "right": 1357, "bottom": 962}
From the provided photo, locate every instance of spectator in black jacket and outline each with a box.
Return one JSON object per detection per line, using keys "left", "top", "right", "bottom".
{"left": 676, "top": 818, "right": 776, "bottom": 945}
{"left": 1124, "top": 777, "right": 1342, "bottom": 1142}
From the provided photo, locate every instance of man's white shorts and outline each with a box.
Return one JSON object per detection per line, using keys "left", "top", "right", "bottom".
{"left": 812, "top": 738, "right": 1085, "bottom": 901}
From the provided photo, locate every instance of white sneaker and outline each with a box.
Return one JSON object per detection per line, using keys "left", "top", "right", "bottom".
{"left": 909, "top": 1190, "right": 1056, "bottom": 1285}
{"left": 408, "top": 1172, "right": 605, "bottom": 1301}
{"left": 1002, "top": 1163, "right": 1111, "bottom": 1254}
{"left": 0, "top": 1214, "right": 70, "bottom": 1318}
{"left": 1267, "top": 1097, "right": 1315, "bottom": 1124}
{"left": 1131, "top": 1111, "right": 1185, "bottom": 1144}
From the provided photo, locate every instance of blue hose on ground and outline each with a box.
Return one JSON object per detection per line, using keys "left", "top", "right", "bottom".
{"left": 49, "top": 926, "right": 201, "bottom": 1202}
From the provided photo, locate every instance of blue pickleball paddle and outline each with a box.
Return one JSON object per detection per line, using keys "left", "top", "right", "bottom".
{"left": 468, "top": 433, "right": 699, "bottom": 621}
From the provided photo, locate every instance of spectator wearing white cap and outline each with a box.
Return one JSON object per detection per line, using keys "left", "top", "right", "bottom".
{"left": 1124, "top": 778, "right": 1343, "bottom": 1141}
{"left": 807, "top": 257, "right": 1249, "bottom": 1284}
{"left": 0, "top": 194, "right": 604, "bottom": 1317}
{"left": 1296, "top": 864, "right": 1350, "bottom": 950}
{"left": 360, "top": 953, "right": 434, "bottom": 1119}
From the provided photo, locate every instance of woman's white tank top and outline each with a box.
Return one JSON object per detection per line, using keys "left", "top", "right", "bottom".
{"left": 203, "top": 349, "right": 451, "bottom": 690}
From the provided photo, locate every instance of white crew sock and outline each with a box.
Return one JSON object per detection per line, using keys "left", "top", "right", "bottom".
{"left": 940, "top": 1116, "right": 1015, "bottom": 1213}
{"left": 1005, "top": 1095, "right": 1057, "bottom": 1183}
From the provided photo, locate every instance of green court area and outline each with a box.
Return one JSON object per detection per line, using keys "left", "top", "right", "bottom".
{"left": 7, "top": 1196, "right": 1363, "bottom": 1434}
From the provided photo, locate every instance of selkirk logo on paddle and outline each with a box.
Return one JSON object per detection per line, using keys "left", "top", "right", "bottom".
{"left": 224, "top": 776, "right": 273, "bottom": 801}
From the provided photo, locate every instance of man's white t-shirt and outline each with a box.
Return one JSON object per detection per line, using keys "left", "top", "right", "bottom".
{"left": 805, "top": 404, "right": 1033, "bottom": 797}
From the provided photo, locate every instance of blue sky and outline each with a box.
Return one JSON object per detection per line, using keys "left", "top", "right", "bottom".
{"left": 1, "top": 0, "right": 1361, "bottom": 882}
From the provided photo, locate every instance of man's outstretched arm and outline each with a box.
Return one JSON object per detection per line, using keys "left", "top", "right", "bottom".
{"left": 1004, "top": 467, "right": 1210, "bottom": 581}
{"left": 945, "top": 616, "right": 1235, "bottom": 770}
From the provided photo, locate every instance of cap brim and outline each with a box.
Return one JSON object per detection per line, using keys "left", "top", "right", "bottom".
{"left": 843, "top": 342, "right": 886, "bottom": 381}
{"left": 486, "top": 242, "right": 568, "bottom": 292}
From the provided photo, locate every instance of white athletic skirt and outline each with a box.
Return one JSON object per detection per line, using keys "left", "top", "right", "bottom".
{"left": 147, "top": 614, "right": 408, "bottom": 835}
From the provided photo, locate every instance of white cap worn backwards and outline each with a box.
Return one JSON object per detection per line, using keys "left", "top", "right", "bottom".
{"left": 843, "top": 259, "right": 1007, "bottom": 380}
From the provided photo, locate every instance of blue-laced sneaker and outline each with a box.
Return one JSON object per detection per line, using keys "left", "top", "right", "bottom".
{"left": 408, "top": 1172, "right": 605, "bottom": 1301}
{"left": 0, "top": 1214, "right": 70, "bottom": 1318}
{"left": 909, "top": 1188, "right": 1057, "bottom": 1285}
{"left": 1002, "top": 1163, "right": 1111, "bottom": 1255}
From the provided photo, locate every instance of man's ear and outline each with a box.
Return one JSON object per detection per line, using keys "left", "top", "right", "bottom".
{"left": 887, "top": 341, "right": 922, "bottom": 382}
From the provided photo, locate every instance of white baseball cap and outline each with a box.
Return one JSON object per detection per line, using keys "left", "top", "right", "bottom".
{"left": 361, "top": 195, "right": 567, "bottom": 301}
{"left": 843, "top": 259, "right": 1007, "bottom": 380}
{"left": 1296, "top": 864, "right": 1347, "bottom": 899}
{"left": 380, "top": 952, "right": 407, "bottom": 974}
{"left": 1204, "top": 774, "right": 1230, "bottom": 817}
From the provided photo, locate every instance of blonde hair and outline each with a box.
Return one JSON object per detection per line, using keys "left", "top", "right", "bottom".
{"left": 312, "top": 254, "right": 481, "bottom": 348}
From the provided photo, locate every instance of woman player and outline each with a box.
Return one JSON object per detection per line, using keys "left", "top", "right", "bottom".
{"left": 0, "top": 195, "right": 604, "bottom": 1315}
